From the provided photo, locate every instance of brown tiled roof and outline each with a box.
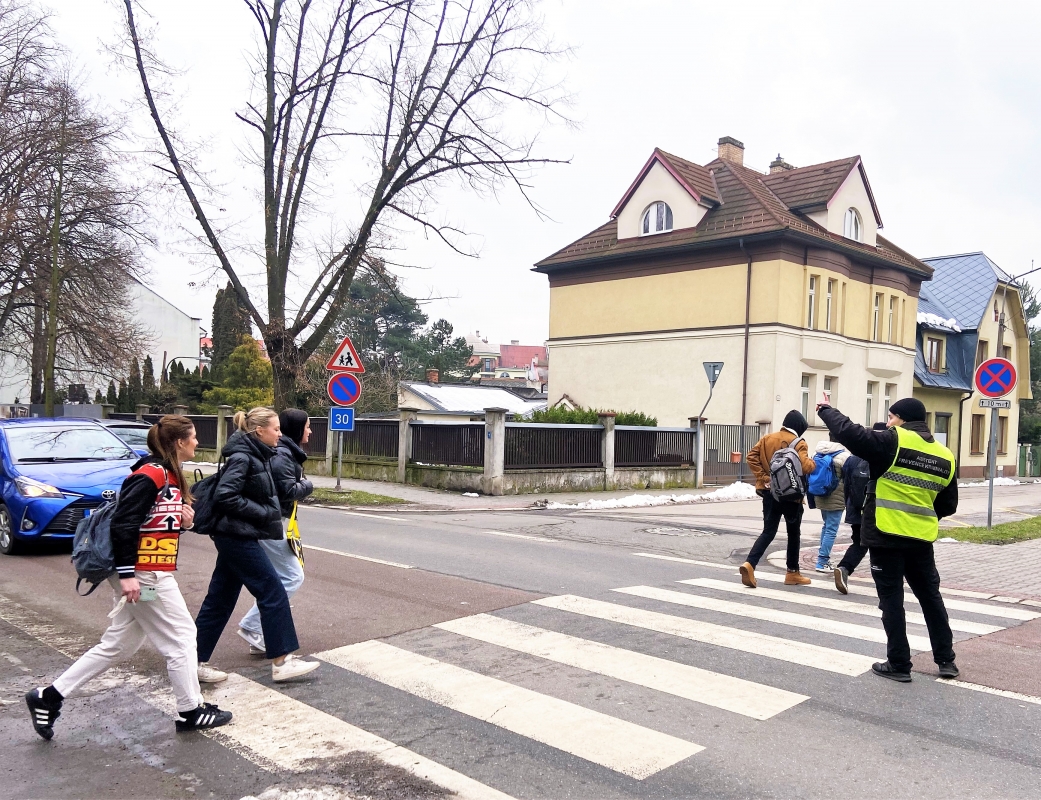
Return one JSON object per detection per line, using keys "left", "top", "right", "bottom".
{"left": 655, "top": 150, "right": 720, "bottom": 204}
{"left": 536, "top": 151, "right": 927, "bottom": 277}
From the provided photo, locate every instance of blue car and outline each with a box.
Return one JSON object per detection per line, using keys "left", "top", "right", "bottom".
{"left": 0, "top": 418, "right": 139, "bottom": 555}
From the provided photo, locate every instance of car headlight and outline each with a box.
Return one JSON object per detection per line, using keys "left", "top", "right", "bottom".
{"left": 15, "top": 476, "right": 64, "bottom": 499}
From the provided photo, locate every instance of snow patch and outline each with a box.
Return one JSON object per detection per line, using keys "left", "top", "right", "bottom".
{"left": 461, "top": 492, "right": 479, "bottom": 497}
{"left": 547, "top": 481, "right": 758, "bottom": 510}
{"left": 958, "top": 477, "right": 1019, "bottom": 487}
{"left": 917, "top": 312, "right": 961, "bottom": 332}
{"left": 937, "top": 537, "right": 960, "bottom": 543}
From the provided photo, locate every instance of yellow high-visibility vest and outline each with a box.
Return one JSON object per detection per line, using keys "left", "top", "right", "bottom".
{"left": 874, "top": 427, "right": 956, "bottom": 543}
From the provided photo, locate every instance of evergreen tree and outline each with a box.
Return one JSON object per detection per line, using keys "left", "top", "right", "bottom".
{"left": 117, "top": 379, "right": 129, "bottom": 413}
{"left": 142, "top": 355, "right": 156, "bottom": 393}
{"left": 106, "top": 380, "right": 117, "bottom": 406}
{"left": 410, "top": 319, "right": 474, "bottom": 383}
{"left": 200, "top": 336, "right": 274, "bottom": 411}
{"left": 128, "top": 358, "right": 143, "bottom": 409}
{"left": 94, "top": 389, "right": 103, "bottom": 404}
{"left": 211, "top": 282, "right": 252, "bottom": 381}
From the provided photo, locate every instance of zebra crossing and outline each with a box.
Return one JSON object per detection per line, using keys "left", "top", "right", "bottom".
{"left": 203, "top": 559, "right": 1037, "bottom": 798}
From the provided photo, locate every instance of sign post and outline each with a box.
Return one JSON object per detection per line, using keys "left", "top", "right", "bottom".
{"left": 327, "top": 336, "right": 365, "bottom": 492}
{"left": 695, "top": 362, "right": 724, "bottom": 489}
{"left": 974, "top": 356, "right": 1017, "bottom": 528}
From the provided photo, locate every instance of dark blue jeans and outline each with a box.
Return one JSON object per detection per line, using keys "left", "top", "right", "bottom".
{"left": 196, "top": 536, "right": 299, "bottom": 661}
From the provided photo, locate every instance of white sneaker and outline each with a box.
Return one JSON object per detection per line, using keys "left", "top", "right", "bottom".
{"left": 272, "top": 654, "right": 319, "bottom": 682}
{"left": 236, "top": 627, "right": 266, "bottom": 656}
{"left": 815, "top": 562, "right": 834, "bottom": 574}
{"left": 197, "top": 662, "right": 228, "bottom": 683}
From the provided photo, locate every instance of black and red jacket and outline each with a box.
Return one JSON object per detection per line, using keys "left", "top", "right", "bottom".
{"left": 112, "top": 456, "right": 184, "bottom": 577}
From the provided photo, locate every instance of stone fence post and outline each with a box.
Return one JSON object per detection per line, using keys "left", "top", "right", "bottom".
{"left": 172, "top": 404, "right": 189, "bottom": 416}
{"left": 100, "top": 404, "right": 115, "bottom": 419}
{"left": 216, "top": 405, "right": 233, "bottom": 452}
{"left": 482, "top": 407, "right": 507, "bottom": 496}
{"left": 135, "top": 403, "right": 150, "bottom": 421}
{"left": 398, "top": 407, "right": 419, "bottom": 483}
{"left": 598, "top": 412, "right": 616, "bottom": 490}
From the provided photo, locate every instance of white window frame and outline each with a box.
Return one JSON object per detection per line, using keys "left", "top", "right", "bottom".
{"left": 807, "top": 276, "right": 817, "bottom": 329}
{"left": 884, "top": 383, "right": 896, "bottom": 417}
{"left": 823, "top": 376, "right": 835, "bottom": 405}
{"left": 888, "top": 296, "right": 897, "bottom": 343}
{"left": 844, "top": 208, "right": 862, "bottom": 241}
{"left": 872, "top": 293, "right": 882, "bottom": 341}
{"left": 866, "top": 381, "right": 878, "bottom": 426}
{"left": 801, "top": 374, "right": 811, "bottom": 419}
{"left": 825, "top": 279, "right": 835, "bottom": 331}
{"left": 641, "top": 201, "right": 674, "bottom": 235}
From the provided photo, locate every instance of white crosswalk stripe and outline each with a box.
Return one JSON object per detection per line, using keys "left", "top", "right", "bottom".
{"left": 613, "top": 584, "right": 931, "bottom": 650}
{"left": 316, "top": 639, "right": 704, "bottom": 779}
{"left": 678, "top": 578, "right": 1004, "bottom": 635}
{"left": 206, "top": 673, "right": 515, "bottom": 800}
{"left": 435, "top": 613, "right": 808, "bottom": 720}
{"left": 534, "top": 594, "right": 876, "bottom": 675}
{"left": 747, "top": 570, "right": 1039, "bottom": 621}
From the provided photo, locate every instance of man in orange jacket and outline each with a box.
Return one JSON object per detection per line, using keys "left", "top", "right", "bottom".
{"left": 741, "top": 410, "right": 816, "bottom": 588}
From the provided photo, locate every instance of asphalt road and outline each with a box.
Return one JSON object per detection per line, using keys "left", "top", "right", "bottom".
{"left": 2, "top": 502, "right": 1040, "bottom": 799}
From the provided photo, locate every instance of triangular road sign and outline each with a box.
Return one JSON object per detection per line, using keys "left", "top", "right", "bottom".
{"left": 326, "top": 336, "right": 365, "bottom": 373}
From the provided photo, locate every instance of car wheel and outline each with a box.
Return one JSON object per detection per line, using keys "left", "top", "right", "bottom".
{"left": 0, "top": 503, "right": 20, "bottom": 555}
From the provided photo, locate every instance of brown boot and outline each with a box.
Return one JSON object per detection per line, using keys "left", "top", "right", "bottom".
{"left": 739, "top": 562, "right": 757, "bottom": 588}
{"left": 784, "top": 570, "right": 811, "bottom": 586}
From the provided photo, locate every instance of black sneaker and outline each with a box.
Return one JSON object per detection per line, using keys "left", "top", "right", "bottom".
{"left": 938, "top": 661, "right": 960, "bottom": 679}
{"left": 834, "top": 566, "right": 849, "bottom": 595}
{"left": 872, "top": 661, "right": 912, "bottom": 683}
{"left": 26, "top": 688, "right": 62, "bottom": 740}
{"left": 175, "top": 703, "right": 233, "bottom": 732}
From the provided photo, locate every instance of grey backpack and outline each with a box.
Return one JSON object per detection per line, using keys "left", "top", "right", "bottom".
{"left": 71, "top": 501, "right": 120, "bottom": 595}
{"left": 769, "top": 435, "right": 806, "bottom": 501}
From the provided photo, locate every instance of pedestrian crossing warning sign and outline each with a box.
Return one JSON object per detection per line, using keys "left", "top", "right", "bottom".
{"left": 325, "top": 336, "right": 365, "bottom": 373}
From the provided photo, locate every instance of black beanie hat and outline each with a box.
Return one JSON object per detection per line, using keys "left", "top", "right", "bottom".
{"left": 279, "top": 408, "right": 309, "bottom": 445}
{"left": 889, "top": 398, "right": 926, "bottom": 423}
{"left": 782, "top": 409, "right": 809, "bottom": 436}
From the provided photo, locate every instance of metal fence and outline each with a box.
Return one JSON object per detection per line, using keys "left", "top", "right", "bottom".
{"left": 701, "top": 423, "right": 764, "bottom": 482}
{"left": 190, "top": 415, "right": 218, "bottom": 449}
{"left": 411, "top": 423, "right": 484, "bottom": 467}
{"left": 505, "top": 423, "right": 602, "bottom": 470}
{"left": 615, "top": 426, "right": 695, "bottom": 467}
{"left": 339, "top": 419, "right": 398, "bottom": 459}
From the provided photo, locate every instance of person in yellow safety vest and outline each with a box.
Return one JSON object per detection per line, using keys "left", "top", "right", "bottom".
{"left": 816, "top": 397, "right": 960, "bottom": 683}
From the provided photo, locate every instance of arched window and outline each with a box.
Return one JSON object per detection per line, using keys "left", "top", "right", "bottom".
{"left": 641, "top": 201, "right": 674, "bottom": 235}
{"left": 843, "top": 207, "right": 862, "bottom": 241}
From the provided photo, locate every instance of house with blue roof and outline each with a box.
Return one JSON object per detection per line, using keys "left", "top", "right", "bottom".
{"left": 913, "top": 253, "right": 1031, "bottom": 478}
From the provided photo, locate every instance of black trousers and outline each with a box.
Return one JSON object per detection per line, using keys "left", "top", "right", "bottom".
{"left": 747, "top": 492, "right": 803, "bottom": 570}
{"left": 837, "top": 523, "right": 869, "bottom": 575}
{"left": 869, "top": 543, "right": 955, "bottom": 673}
{"left": 196, "top": 536, "right": 299, "bottom": 661}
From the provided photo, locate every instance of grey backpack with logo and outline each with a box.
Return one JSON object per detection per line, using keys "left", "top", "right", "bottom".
{"left": 769, "top": 435, "right": 806, "bottom": 501}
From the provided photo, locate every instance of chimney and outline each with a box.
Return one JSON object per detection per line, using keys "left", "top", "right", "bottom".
{"left": 769, "top": 153, "right": 795, "bottom": 173}
{"left": 426, "top": 368, "right": 439, "bottom": 384}
{"left": 717, "top": 136, "right": 744, "bottom": 165}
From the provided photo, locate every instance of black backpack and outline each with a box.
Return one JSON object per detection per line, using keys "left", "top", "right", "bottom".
{"left": 769, "top": 435, "right": 807, "bottom": 502}
{"left": 190, "top": 460, "right": 224, "bottom": 535}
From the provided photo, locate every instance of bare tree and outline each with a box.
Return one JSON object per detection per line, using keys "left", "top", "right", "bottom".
{"left": 1, "top": 74, "right": 151, "bottom": 412}
{"left": 122, "top": 0, "right": 567, "bottom": 408}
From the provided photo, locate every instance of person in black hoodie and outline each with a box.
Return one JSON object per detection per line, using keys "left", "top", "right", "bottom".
{"left": 832, "top": 423, "right": 885, "bottom": 594}
{"left": 235, "top": 408, "right": 314, "bottom": 654}
{"left": 817, "top": 398, "right": 960, "bottom": 683}
{"left": 194, "top": 407, "right": 319, "bottom": 682}
{"left": 26, "top": 416, "right": 232, "bottom": 740}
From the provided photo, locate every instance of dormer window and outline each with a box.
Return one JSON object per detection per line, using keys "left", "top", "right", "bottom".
{"left": 843, "top": 208, "right": 862, "bottom": 242}
{"left": 641, "top": 201, "right": 673, "bottom": 235}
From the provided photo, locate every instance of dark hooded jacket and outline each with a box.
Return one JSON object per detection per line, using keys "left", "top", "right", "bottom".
{"left": 818, "top": 405, "right": 958, "bottom": 548}
{"left": 270, "top": 435, "right": 314, "bottom": 517}
{"left": 213, "top": 430, "right": 282, "bottom": 540}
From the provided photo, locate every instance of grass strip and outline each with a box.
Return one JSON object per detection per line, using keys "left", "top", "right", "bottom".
{"left": 304, "top": 487, "right": 408, "bottom": 506}
{"left": 944, "top": 515, "right": 1041, "bottom": 545}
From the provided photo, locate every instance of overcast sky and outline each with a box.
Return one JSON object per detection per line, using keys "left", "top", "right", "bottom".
{"left": 49, "top": 0, "right": 1041, "bottom": 346}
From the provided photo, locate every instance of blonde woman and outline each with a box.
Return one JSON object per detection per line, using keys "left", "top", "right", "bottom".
{"left": 194, "top": 408, "right": 318, "bottom": 682}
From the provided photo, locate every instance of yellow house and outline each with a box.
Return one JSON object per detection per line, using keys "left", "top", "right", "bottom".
{"left": 912, "top": 253, "right": 1031, "bottom": 477}
{"left": 534, "top": 136, "right": 933, "bottom": 449}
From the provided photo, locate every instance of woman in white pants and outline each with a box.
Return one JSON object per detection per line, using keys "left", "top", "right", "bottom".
{"left": 236, "top": 408, "right": 313, "bottom": 653}
{"left": 26, "top": 416, "right": 233, "bottom": 739}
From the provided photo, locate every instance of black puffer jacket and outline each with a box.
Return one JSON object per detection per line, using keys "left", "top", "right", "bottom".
{"left": 818, "top": 405, "right": 958, "bottom": 549}
{"left": 213, "top": 431, "right": 282, "bottom": 540}
{"left": 270, "top": 435, "right": 313, "bottom": 517}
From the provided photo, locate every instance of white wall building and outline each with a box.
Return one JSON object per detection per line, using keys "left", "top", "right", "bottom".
{"left": 0, "top": 279, "right": 203, "bottom": 404}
